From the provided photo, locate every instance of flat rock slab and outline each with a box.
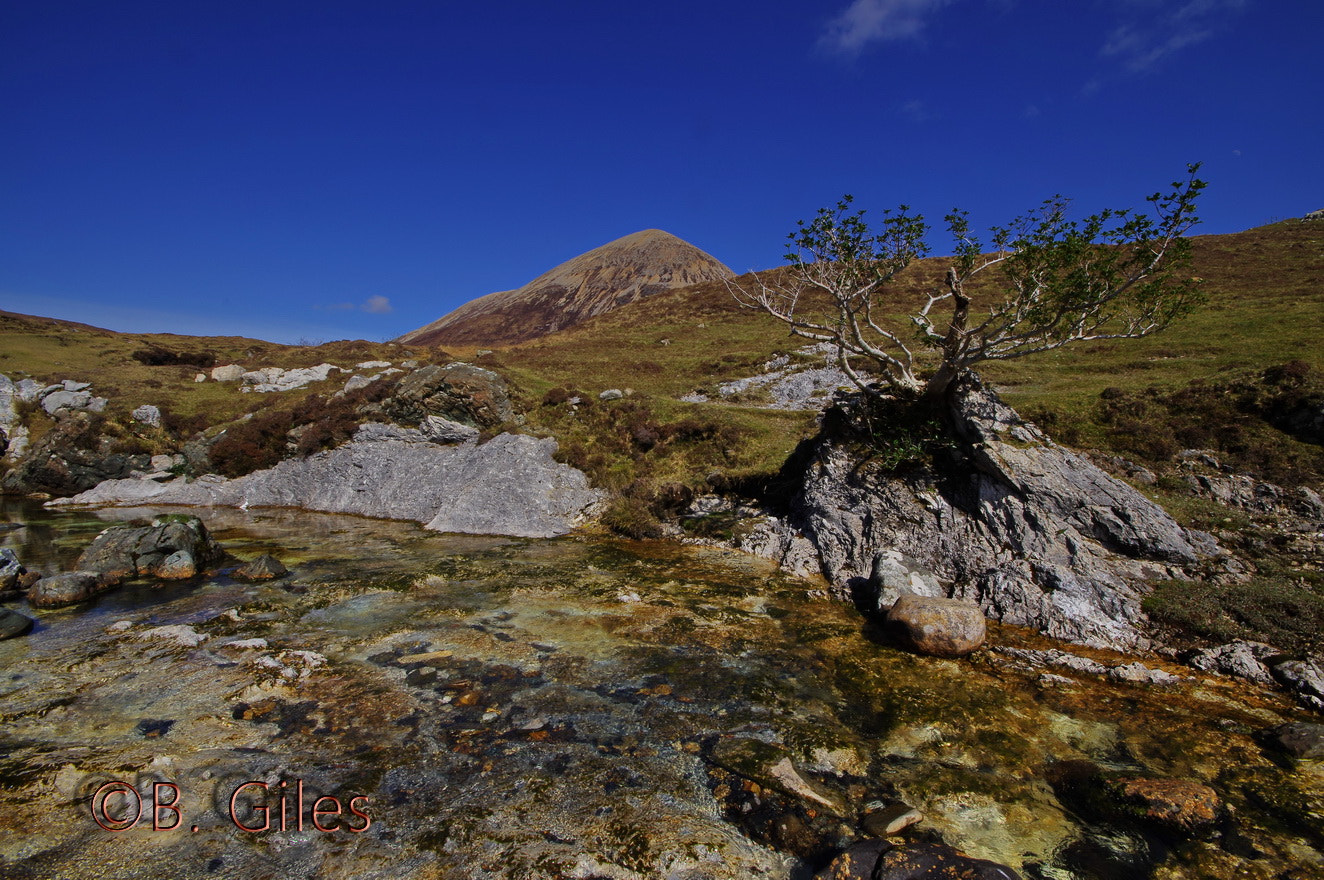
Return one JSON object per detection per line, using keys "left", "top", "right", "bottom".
{"left": 55, "top": 431, "right": 602, "bottom": 539}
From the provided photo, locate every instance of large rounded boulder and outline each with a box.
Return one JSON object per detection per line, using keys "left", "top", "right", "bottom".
{"left": 886, "top": 593, "right": 987, "bottom": 657}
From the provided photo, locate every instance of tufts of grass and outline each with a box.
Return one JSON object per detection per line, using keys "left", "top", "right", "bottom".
{"left": 1144, "top": 576, "right": 1324, "bottom": 655}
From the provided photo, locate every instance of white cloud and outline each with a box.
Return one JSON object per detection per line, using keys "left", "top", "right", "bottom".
{"left": 819, "top": 0, "right": 955, "bottom": 57}
{"left": 1099, "top": 0, "right": 1244, "bottom": 74}
{"left": 361, "top": 295, "right": 393, "bottom": 314}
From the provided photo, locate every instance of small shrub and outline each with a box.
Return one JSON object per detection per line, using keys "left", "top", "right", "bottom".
{"left": 132, "top": 347, "right": 216, "bottom": 368}
{"left": 601, "top": 497, "right": 663, "bottom": 539}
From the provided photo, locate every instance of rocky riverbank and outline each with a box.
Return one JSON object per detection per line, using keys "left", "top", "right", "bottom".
{"left": 2, "top": 503, "right": 1323, "bottom": 879}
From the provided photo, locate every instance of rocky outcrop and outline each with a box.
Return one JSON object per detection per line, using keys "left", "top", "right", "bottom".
{"left": 240, "top": 363, "right": 342, "bottom": 393}
{"left": 0, "top": 374, "right": 28, "bottom": 460}
{"left": 382, "top": 363, "right": 512, "bottom": 427}
{"left": 54, "top": 427, "right": 601, "bottom": 539}
{"left": 2, "top": 412, "right": 150, "bottom": 496}
{"left": 790, "top": 376, "right": 1215, "bottom": 651}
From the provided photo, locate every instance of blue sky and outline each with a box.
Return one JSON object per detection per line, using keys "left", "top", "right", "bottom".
{"left": 1, "top": 1, "right": 1317, "bottom": 344}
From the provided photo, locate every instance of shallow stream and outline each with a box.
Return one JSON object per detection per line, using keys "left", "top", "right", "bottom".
{"left": 1, "top": 500, "right": 1321, "bottom": 879}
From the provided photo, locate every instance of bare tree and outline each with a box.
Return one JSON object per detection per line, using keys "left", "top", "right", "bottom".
{"left": 730, "top": 165, "right": 1206, "bottom": 405}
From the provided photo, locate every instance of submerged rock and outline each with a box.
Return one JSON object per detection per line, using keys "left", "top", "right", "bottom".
{"left": 1103, "top": 777, "right": 1223, "bottom": 834}
{"left": 233, "top": 554, "right": 289, "bottom": 581}
{"left": 815, "top": 839, "right": 1020, "bottom": 880}
{"left": 27, "top": 571, "right": 111, "bottom": 608}
{"left": 0, "top": 607, "right": 34, "bottom": 640}
{"left": 886, "top": 593, "right": 987, "bottom": 657}
{"left": 1048, "top": 761, "right": 1221, "bottom": 836}
{"left": 1262, "top": 722, "right": 1324, "bottom": 759}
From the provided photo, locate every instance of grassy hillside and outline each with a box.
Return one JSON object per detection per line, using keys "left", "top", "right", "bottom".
{"left": 479, "top": 219, "right": 1324, "bottom": 486}
{"left": 0, "top": 311, "right": 452, "bottom": 455}
{"left": 3, "top": 220, "right": 1321, "bottom": 650}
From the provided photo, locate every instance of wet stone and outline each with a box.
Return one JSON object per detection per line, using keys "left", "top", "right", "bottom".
{"left": 1262, "top": 722, "right": 1324, "bottom": 759}
{"left": 135, "top": 718, "right": 175, "bottom": 738}
{"left": 0, "top": 607, "right": 35, "bottom": 640}
{"left": 27, "top": 570, "right": 109, "bottom": 607}
{"left": 233, "top": 553, "right": 289, "bottom": 581}
{"left": 862, "top": 802, "right": 923, "bottom": 837}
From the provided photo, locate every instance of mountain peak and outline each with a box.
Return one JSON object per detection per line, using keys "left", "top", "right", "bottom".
{"left": 397, "top": 230, "right": 733, "bottom": 347}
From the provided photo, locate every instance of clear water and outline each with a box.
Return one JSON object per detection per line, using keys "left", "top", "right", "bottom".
{"left": 1, "top": 500, "right": 1320, "bottom": 879}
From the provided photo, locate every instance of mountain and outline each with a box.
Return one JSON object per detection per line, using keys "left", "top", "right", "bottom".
{"left": 396, "top": 229, "right": 734, "bottom": 347}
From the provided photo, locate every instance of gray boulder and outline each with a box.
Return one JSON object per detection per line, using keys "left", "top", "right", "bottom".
{"left": 599, "top": 388, "right": 624, "bottom": 401}
{"left": 886, "top": 593, "right": 987, "bottom": 657}
{"left": 1271, "top": 658, "right": 1324, "bottom": 712}
{"left": 869, "top": 550, "right": 943, "bottom": 610}
{"left": 210, "top": 364, "right": 245, "bottom": 382}
{"left": 75, "top": 515, "right": 223, "bottom": 580}
{"left": 791, "top": 375, "right": 1210, "bottom": 650}
{"left": 383, "top": 363, "right": 512, "bottom": 427}
{"left": 1187, "top": 641, "right": 1280, "bottom": 685}
{"left": 28, "top": 571, "right": 110, "bottom": 608}
{"left": 40, "top": 389, "right": 93, "bottom": 415}
{"left": 55, "top": 429, "right": 602, "bottom": 539}
{"left": 132, "top": 404, "right": 162, "bottom": 427}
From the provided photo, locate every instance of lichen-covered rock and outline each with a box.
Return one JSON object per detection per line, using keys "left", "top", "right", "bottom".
{"left": 75, "top": 515, "right": 223, "bottom": 580}
{"left": 156, "top": 550, "right": 198, "bottom": 579}
{"left": 383, "top": 363, "right": 512, "bottom": 427}
{"left": 791, "top": 375, "right": 1211, "bottom": 651}
{"left": 28, "top": 571, "right": 111, "bottom": 608}
{"left": 886, "top": 593, "right": 987, "bottom": 657}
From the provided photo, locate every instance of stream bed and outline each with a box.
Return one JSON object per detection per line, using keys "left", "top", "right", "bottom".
{"left": 1, "top": 499, "right": 1322, "bottom": 879}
